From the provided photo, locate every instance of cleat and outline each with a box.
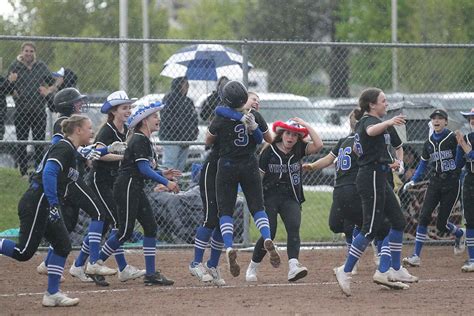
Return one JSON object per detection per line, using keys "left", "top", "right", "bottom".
{"left": 42, "top": 291, "right": 79, "bottom": 307}
{"left": 118, "top": 265, "right": 146, "bottom": 282}
{"left": 389, "top": 267, "right": 419, "bottom": 283}
{"left": 38, "top": 261, "right": 65, "bottom": 282}
{"left": 288, "top": 260, "right": 308, "bottom": 282}
{"left": 402, "top": 255, "right": 421, "bottom": 267}
{"left": 373, "top": 270, "right": 410, "bottom": 290}
{"left": 264, "top": 239, "right": 281, "bottom": 268}
{"left": 333, "top": 265, "right": 352, "bottom": 297}
{"left": 205, "top": 262, "right": 226, "bottom": 286}
{"left": 245, "top": 261, "right": 259, "bottom": 282}
{"left": 144, "top": 271, "right": 174, "bottom": 286}
{"left": 87, "top": 274, "right": 109, "bottom": 287}
{"left": 189, "top": 262, "right": 213, "bottom": 282}
{"left": 226, "top": 248, "right": 240, "bottom": 277}
{"left": 86, "top": 260, "right": 117, "bottom": 276}
{"left": 461, "top": 262, "right": 474, "bottom": 273}
{"left": 454, "top": 228, "right": 466, "bottom": 255}
{"left": 69, "top": 264, "right": 94, "bottom": 282}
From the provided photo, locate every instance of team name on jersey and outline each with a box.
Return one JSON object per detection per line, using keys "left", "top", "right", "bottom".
{"left": 268, "top": 162, "right": 300, "bottom": 174}
{"left": 384, "top": 133, "right": 391, "bottom": 145}
{"left": 68, "top": 167, "right": 80, "bottom": 182}
{"left": 430, "top": 149, "right": 453, "bottom": 161}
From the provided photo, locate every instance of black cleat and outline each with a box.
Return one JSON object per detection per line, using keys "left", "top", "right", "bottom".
{"left": 144, "top": 271, "right": 174, "bottom": 286}
{"left": 87, "top": 274, "right": 110, "bottom": 287}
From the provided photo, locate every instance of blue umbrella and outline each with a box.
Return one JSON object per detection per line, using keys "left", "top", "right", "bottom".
{"left": 160, "top": 44, "right": 253, "bottom": 81}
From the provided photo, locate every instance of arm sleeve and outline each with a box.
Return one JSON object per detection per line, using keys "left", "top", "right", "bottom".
{"left": 51, "top": 134, "right": 63, "bottom": 145}
{"left": 259, "top": 147, "right": 271, "bottom": 173}
{"left": 137, "top": 160, "right": 169, "bottom": 186}
{"left": 215, "top": 106, "right": 244, "bottom": 121}
{"left": 388, "top": 126, "right": 403, "bottom": 148}
{"left": 42, "top": 160, "right": 61, "bottom": 206}
{"left": 455, "top": 145, "right": 466, "bottom": 169}
{"left": 251, "top": 127, "right": 263, "bottom": 144}
{"left": 330, "top": 138, "right": 343, "bottom": 158}
{"left": 412, "top": 159, "right": 428, "bottom": 182}
{"left": 253, "top": 111, "right": 269, "bottom": 134}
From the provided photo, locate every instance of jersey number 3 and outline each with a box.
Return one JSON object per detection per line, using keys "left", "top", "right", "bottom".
{"left": 234, "top": 124, "right": 249, "bottom": 147}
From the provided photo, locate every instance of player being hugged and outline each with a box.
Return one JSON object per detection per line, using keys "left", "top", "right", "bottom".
{"left": 98, "top": 101, "right": 179, "bottom": 286}
{"left": 0, "top": 115, "right": 96, "bottom": 307}
{"left": 245, "top": 117, "right": 323, "bottom": 283}
{"left": 333, "top": 87, "right": 417, "bottom": 297}
{"left": 206, "top": 80, "right": 280, "bottom": 277}
{"left": 403, "top": 109, "right": 465, "bottom": 267}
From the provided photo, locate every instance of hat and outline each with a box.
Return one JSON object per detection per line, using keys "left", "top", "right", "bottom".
{"left": 460, "top": 108, "right": 474, "bottom": 119}
{"left": 429, "top": 109, "right": 448, "bottom": 119}
{"left": 52, "top": 67, "right": 65, "bottom": 77}
{"left": 101, "top": 90, "right": 138, "bottom": 114}
{"left": 272, "top": 120, "right": 308, "bottom": 138}
{"left": 127, "top": 102, "right": 165, "bottom": 129}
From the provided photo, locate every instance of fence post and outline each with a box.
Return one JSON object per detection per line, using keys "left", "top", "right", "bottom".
{"left": 241, "top": 40, "right": 249, "bottom": 88}
{"left": 119, "top": 0, "right": 128, "bottom": 91}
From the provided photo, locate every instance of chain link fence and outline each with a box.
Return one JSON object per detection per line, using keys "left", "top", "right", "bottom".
{"left": 0, "top": 36, "right": 473, "bottom": 247}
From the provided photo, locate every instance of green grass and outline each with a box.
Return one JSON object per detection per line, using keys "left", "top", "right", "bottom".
{"left": 0, "top": 168, "right": 28, "bottom": 231}
{"left": 249, "top": 191, "right": 338, "bottom": 243}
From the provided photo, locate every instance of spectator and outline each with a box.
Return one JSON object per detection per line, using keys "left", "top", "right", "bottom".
{"left": 200, "top": 76, "right": 229, "bottom": 122}
{"left": 8, "top": 42, "right": 60, "bottom": 176}
{"left": 0, "top": 72, "right": 17, "bottom": 140}
{"left": 160, "top": 76, "right": 198, "bottom": 171}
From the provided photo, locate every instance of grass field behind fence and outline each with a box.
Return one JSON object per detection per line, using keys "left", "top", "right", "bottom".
{"left": 0, "top": 168, "right": 337, "bottom": 242}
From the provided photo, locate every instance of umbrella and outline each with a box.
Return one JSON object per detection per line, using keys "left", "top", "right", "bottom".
{"left": 160, "top": 44, "right": 253, "bottom": 81}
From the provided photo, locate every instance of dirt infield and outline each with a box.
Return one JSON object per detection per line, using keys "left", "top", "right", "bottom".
{"left": 0, "top": 245, "right": 473, "bottom": 315}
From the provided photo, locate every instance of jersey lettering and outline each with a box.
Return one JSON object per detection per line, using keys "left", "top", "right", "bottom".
{"left": 234, "top": 124, "right": 249, "bottom": 147}
{"left": 353, "top": 133, "right": 363, "bottom": 156}
{"left": 441, "top": 159, "right": 456, "bottom": 172}
{"left": 336, "top": 146, "right": 352, "bottom": 171}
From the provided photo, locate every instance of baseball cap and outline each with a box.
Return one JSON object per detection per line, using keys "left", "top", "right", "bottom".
{"left": 429, "top": 109, "right": 448, "bottom": 119}
{"left": 101, "top": 90, "right": 138, "bottom": 114}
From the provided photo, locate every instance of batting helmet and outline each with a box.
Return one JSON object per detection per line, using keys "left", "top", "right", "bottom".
{"left": 53, "top": 87, "right": 87, "bottom": 115}
{"left": 221, "top": 80, "right": 248, "bottom": 109}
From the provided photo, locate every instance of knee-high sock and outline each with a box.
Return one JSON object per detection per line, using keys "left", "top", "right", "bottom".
{"left": 99, "top": 233, "right": 122, "bottom": 263}
{"left": 376, "top": 239, "right": 383, "bottom": 255}
{"left": 143, "top": 237, "right": 156, "bottom": 275}
{"left": 446, "top": 222, "right": 464, "bottom": 238}
{"left": 88, "top": 220, "right": 104, "bottom": 264}
{"left": 466, "top": 228, "right": 474, "bottom": 263}
{"left": 192, "top": 226, "right": 212, "bottom": 265}
{"left": 378, "top": 236, "right": 391, "bottom": 273}
{"left": 44, "top": 246, "right": 53, "bottom": 266}
{"left": 111, "top": 229, "right": 127, "bottom": 271}
{"left": 219, "top": 216, "right": 234, "bottom": 249}
{"left": 207, "top": 228, "right": 224, "bottom": 268}
{"left": 0, "top": 239, "right": 15, "bottom": 257}
{"left": 389, "top": 229, "right": 403, "bottom": 270}
{"left": 344, "top": 233, "right": 370, "bottom": 273}
{"left": 47, "top": 251, "right": 66, "bottom": 295}
{"left": 253, "top": 210, "right": 271, "bottom": 240}
{"left": 75, "top": 236, "right": 90, "bottom": 267}
{"left": 345, "top": 235, "right": 352, "bottom": 255}
{"left": 414, "top": 225, "right": 428, "bottom": 257}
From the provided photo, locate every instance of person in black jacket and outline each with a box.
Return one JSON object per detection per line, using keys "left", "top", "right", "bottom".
{"left": 0, "top": 72, "right": 17, "bottom": 140}
{"left": 200, "top": 76, "right": 229, "bottom": 122}
{"left": 160, "top": 76, "right": 198, "bottom": 171}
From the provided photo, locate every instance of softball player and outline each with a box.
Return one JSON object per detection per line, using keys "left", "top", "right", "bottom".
{"left": 0, "top": 115, "right": 94, "bottom": 306}
{"left": 98, "top": 102, "right": 179, "bottom": 286}
{"left": 334, "top": 88, "right": 417, "bottom": 297}
{"left": 206, "top": 80, "right": 280, "bottom": 277}
{"left": 245, "top": 117, "right": 323, "bottom": 283}
{"left": 403, "top": 109, "right": 464, "bottom": 267}
{"left": 456, "top": 108, "right": 474, "bottom": 272}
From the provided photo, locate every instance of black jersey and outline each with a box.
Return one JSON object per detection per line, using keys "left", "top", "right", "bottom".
{"left": 208, "top": 109, "right": 268, "bottom": 160}
{"left": 354, "top": 115, "right": 402, "bottom": 166}
{"left": 259, "top": 140, "right": 307, "bottom": 203}
{"left": 330, "top": 134, "right": 359, "bottom": 187}
{"left": 421, "top": 129, "right": 460, "bottom": 175}
{"left": 53, "top": 116, "right": 69, "bottom": 139}
{"left": 92, "top": 122, "right": 128, "bottom": 173}
{"left": 464, "top": 133, "right": 474, "bottom": 174}
{"left": 119, "top": 132, "right": 157, "bottom": 182}
{"left": 32, "top": 138, "right": 80, "bottom": 195}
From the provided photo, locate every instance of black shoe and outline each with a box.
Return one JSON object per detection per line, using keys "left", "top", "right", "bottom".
{"left": 87, "top": 274, "right": 110, "bottom": 287}
{"left": 144, "top": 271, "right": 174, "bottom": 286}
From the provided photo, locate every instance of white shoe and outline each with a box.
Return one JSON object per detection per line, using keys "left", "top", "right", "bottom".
{"left": 263, "top": 239, "right": 281, "bottom": 268}
{"left": 189, "top": 262, "right": 213, "bottom": 282}
{"left": 454, "top": 228, "right": 466, "bottom": 255}
{"left": 245, "top": 260, "right": 259, "bottom": 282}
{"left": 205, "top": 262, "right": 226, "bottom": 286}
{"left": 118, "top": 264, "right": 146, "bottom": 282}
{"left": 402, "top": 255, "right": 421, "bottom": 267}
{"left": 461, "top": 261, "right": 474, "bottom": 272}
{"left": 389, "top": 267, "right": 419, "bottom": 283}
{"left": 86, "top": 260, "right": 117, "bottom": 276}
{"left": 333, "top": 265, "right": 352, "bottom": 296}
{"left": 288, "top": 259, "right": 308, "bottom": 282}
{"left": 38, "top": 262, "right": 65, "bottom": 282}
{"left": 69, "top": 264, "right": 94, "bottom": 282}
{"left": 42, "top": 291, "right": 80, "bottom": 307}
{"left": 373, "top": 270, "right": 410, "bottom": 290}
{"left": 225, "top": 248, "right": 240, "bottom": 277}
